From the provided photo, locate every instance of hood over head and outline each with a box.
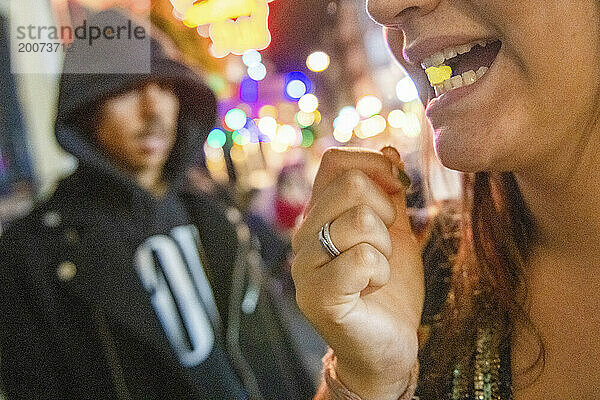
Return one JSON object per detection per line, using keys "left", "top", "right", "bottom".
{"left": 55, "top": 9, "right": 217, "bottom": 195}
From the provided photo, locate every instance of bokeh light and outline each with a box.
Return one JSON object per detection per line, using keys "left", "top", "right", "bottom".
{"left": 306, "top": 51, "right": 331, "bottom": 72}
{"left": 225, "top": 59, "right": 245, "bottom": 83}
{"left": 230, "top": 145, "right": 247, "bottom": 162}
{"left": 365, "top": 115, "right": 387, "bottom": 135}
{"left": 334, "top": 106, "right": 360, "bottom": 132}
{"left": 296, "top": 111, "right": 315, "bottom": 127}
{"left": 402, "top": 112, "right": 422, "bottom": 137}
{"left": 258, "top": 116, "right": 277, "bottom": 139}
{"left": 276, "top": 124, "right": 298, "bottom": 146}
{"left": 242, "top": 49, "right": 262, "bottom": 67}
{"left": 258, "top": 105, "right": 277, "bottom": 119}
{"left": 270, "top": 140, "right": 289, "bottom": 153}
{"left": 312, "top": 110, "right": 322, "bottom": 125}
{"left": 286, "top": 80, "right": 307, "bottom": 99}
{"left": 206, "top": 74, "right": 227, "bottom": 94}
{"left": 207, "top": 128, "right": 227, "bottom": 148}
{"left": 239, "top": 77, "right": 258, "bottom": 103}
{"left": 225, "top": 108, "right": 247, "bottom": 131}
{"left": 298, "top": 93, "right": 319, "bottom": 113}
{"left": 356, "top": 95, "right": 382, "bottom": 118}
{"left": 248, "top": 63, "right": 267, "bottom": 81}
{"left": 388, "top": 110, "right": 406, "bottom": 129}
{"left": 232, "top": 128, "right": 251, "bottom": 146}
{"left": 284, "top": 71, "right": 311, "bottom": 100}
{"left": 333, "top": 127, "right": 353, "bottom": 143}
{"left": 396, "top": 76, "right": 420, "bottom": 102}
{"left": 301, "top": 128, "right": 314, "bottom": 147}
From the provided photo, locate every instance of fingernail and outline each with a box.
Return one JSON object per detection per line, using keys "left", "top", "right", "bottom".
{"left": 381, "top": 146, "right": 411, "bottom": 189}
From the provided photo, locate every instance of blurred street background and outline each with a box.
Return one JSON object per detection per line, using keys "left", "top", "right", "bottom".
{"left": 0, "top": 0, "right": 460, "bottom": 231}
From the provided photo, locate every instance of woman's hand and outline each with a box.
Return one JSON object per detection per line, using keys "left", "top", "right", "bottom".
{"left": 292, "top": 147, "right": 425, "bottom": 400}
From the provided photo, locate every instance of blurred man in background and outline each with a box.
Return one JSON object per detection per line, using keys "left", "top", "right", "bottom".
{"left": 0, "top": 10, "right": 313, "bottom": 400}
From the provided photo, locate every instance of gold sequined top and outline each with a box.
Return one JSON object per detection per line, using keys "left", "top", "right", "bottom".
{"left": 450, "top": 324, "right": 512, "bottom": 400}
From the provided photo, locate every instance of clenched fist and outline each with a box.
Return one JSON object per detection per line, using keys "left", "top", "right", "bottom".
{"left": 292, "top": 147, "right": 425, "bottom": 400}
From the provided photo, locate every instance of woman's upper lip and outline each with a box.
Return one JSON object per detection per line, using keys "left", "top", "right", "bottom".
{"left": 403, "top": 34, "right": 498, "bottom": 67}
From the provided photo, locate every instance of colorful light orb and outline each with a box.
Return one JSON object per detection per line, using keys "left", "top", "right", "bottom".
{"left": 334, "top": 106, "right": 360, "bottom": 132}
{"left": 286, "top": 80, "right": 307, "bottom": 99}
{"left": 306, "top": 51, "right": 330, "bottom": 72}
{"left": 240, "top": 77, "right": 259, "bottom": 103}
{"left": 354, "top": 120, "right": 369, "bottom": 139}
{"left": 388, "top": 110, "right": 406, "bottom": 129}
{"left": 206, "top": 74, "right": 227, "bottom": 95}
{"left": 258, "top": 105, "right": 277, "bottom": 119}
{"left": 248, "top": 63, "right": 267, "bottom": 81}
{"left": 296, "top": 111, "right": 315, "bottom": 128}
{"left": 270, "top": 140, "right": 289, "bottom": 153}
{"left": 313, "top": 110, "right": 322, "bottom": 125}
{"left": 333, "top": 127, "right": 353, "bottom": 143}
{"left": 225, "top": 59, "right": 245, "bottom": 82}
{"left": 298, "top": 93, "right": 319, "bottom": 113}
{"left": 258, "top": 116, "right": 277, "bottom": 139}
{"left": 356, "top": 95, "right": 382, "bottom": 118}
{"left": 225, "top": 108, "right": 247, "bottom": 131}
{"left": 284, "top": 71, "right": 311, "bottom": 100}
{"left": 276, "top": 124, "right": 298, "bottom": 146}
{"left": 403, "top": 112, "right": 422, "bottom": 137}
{"left": 365, "top": 115, "right": 387, "bottom": 136}
{"left": 230, "top": 145, "right": 247, "bottom": 161}
{"left": 242, "top": 49, "right": 262, "bottom": 67}
{"left": 396, "top": 76, "right": 420, "bottom": 102}
{"left": 204, "top": 142, "right": 225, "bottom": 161}
{"left": 232, "top": 128, "right": 251, "bottom": 145}
{"left": 301, "top": 128, "right": 314, "bottom": 147}
{"left": 207, "top": 128, "right": 227, "bottom": 148}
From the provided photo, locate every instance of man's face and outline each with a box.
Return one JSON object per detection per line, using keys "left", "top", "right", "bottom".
{"left": 95, "top": 79, "right": 180, "bottom": 174}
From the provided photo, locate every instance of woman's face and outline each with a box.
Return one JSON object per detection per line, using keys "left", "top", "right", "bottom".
{"left": 367, "top": 0, "right": 600, "bottom": 173}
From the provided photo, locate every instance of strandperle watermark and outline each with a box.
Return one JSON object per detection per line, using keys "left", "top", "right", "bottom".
{"left": 15, "top": 19, "right": 147, "bottom": 47}
{"left": 10, "top": 6, "right": 151, "bottom": 74}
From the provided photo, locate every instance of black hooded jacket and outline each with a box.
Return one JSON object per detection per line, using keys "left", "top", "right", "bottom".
{"left": 0, "top": 10, "right": 313, "bottom": 400}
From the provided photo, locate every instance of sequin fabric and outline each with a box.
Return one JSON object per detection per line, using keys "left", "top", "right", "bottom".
{"left": 451, "top": 323, "right": 511, "bottom": 400}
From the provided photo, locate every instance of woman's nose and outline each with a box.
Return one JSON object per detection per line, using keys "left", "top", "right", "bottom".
{"left": 366, "top": 0, "right": 438, "bottom": 27}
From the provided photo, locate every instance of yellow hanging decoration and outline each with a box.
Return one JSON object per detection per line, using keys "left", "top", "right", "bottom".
{"left": 425, "top": 65, "right": 452, "bottom": 86}
{"left": 183, "top": 0, "right": 255, "bottom": 25}
{"left": 170, "top": 0, "right": 273, "bottom": 58}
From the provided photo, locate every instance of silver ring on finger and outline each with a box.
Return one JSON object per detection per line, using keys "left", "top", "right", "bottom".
{"left": 318, "top": 222, "right": 341, "bottom": 259}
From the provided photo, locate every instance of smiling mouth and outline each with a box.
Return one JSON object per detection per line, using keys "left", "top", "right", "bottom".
{"left": 422, "top": 39, "right": 502, "bottom": 98}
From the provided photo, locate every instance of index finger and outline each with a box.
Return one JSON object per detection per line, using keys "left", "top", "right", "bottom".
{"left": 308, "top": 147, "right": 409, "bottom": 211}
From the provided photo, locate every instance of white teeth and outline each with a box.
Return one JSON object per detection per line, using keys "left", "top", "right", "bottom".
{"left": 450, "top": 75, "right": 463, "bottom": 89}
{"left": 432, "top": 66, "right": 490, "bottom": 98}
{"left": 430, "top": 52, "right": 446, "bottom": 67}
{"left": 420, "top": 39, "right": 495, "bottom": 69}
{"left": 462, "top": 70, "right": 477, "bottom": 85}
{"left": 456, "top": 44, "right": 472, "bottom": 54}
{"left": 443, "top": 48, "right": 457, "bottom": 59}
{"left": 443, "top": 79, "right": 453, "bottom": 92}
{"left": 476, "top": 66, "right": 488, "bottom": 78}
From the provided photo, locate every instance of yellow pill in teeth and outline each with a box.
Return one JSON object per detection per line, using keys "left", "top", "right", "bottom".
{"left": 425, "top": 65, "right": 452, "bottom": 86}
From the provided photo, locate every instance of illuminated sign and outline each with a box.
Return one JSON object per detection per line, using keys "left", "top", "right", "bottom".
{"left": 170, "top": 0, "right": 274, "bottom": 58}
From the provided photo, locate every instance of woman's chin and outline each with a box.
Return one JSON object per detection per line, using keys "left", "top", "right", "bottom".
{"left": 434, "top": 133, "right": 491, "bottom": 173}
